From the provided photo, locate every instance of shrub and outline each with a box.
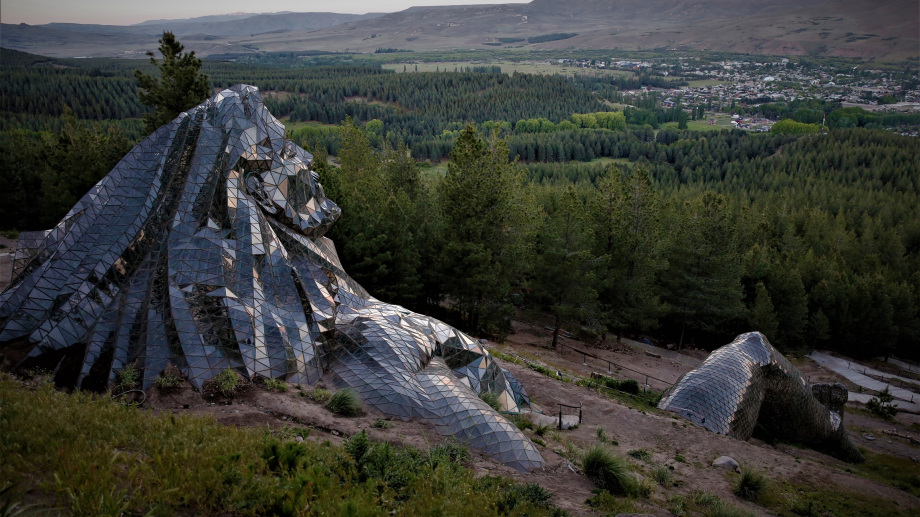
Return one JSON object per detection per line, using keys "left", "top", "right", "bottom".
{"left": 155, "top": 373, "right": 181, "bottom": 392}
{"left": 211, "top": 368, "right": 242, "bottom": 397}
{"left": 534, "top": 423, "right": 550, "bottom": 437}
{"left": 619, "top": 379, "right": 640, "bottom": 395}
{"left": 734, "top": 467, "right": 767, "bottom": 502}
{"left": 262, "top": 378, "right": 288, "bottom": 392}
{"left": 503, "top": 483, "right": 553, "bottom": 510}
{"left": 325, "top": 389, "right": 362, "bottom": 416}
{"left": 581, "top": 445, "right": 638, "bottom": 496}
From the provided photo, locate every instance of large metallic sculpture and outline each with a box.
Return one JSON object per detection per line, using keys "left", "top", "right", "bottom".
{"left": 0, "top": 85, "right": 544, "bottom": 471}
{"left": 659, "top": 332, "right": 862, "bottom": 462}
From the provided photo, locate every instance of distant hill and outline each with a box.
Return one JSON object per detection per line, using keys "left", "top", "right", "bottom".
{"left": 1, "top": 0, "right": 916, "bottom": 61}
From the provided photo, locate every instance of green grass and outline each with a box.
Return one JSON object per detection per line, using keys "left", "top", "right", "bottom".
{"left": 154, "top": 372, "right": 182, "bottom": 392}
{"left": 734, "top": 467, "right": 767, "bottom": 502}
{"left": 372, "top": 419, "right": 393, "bottom": 429}
{"left": 325, "top": 388, "right": 363, "bottom": 416}
{"left": 0, "top": 374, "right": 565, "bottom": 516}
{"left": 581, "top": 445, "right": 640, "bottom": 496}
{"left": 848, "top": 449, "right": 920, "bottom": 497}
{"left": 652, "top": 465, "right": 671, "bottom": 486}
{"left": 305, "top": 387, "right": 331, "bottom": 403}
{"left": 667, "top": 491, "right": 754, "bottom": 517}
{"left": 479, "top": 391, "right": 503, "bottom": 412}
{"left": 261, "top": 378, "right": 288, "bottom": 393}
{"left": 114, "top": 363, "right": 140, "bottom": 391}
{"left": 209, "top": 368, "right": 243, "bottom": 397}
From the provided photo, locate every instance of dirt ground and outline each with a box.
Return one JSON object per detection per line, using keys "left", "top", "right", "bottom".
{"left": 133, "top": 319, "right": 920, "bottom": 516}
{"left": 0, "top": 235, "right": 15, "bottom": 292}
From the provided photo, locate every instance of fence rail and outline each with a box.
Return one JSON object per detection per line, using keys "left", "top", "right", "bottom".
{"left": 555, "top": 340, "right": 674, "bottom": 391}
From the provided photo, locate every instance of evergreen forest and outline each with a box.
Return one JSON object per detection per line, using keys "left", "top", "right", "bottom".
{"left": 1, "top": 48, "right": 918, "bottom": 361}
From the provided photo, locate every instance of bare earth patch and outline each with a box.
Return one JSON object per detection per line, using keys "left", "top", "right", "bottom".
{"left": 135, "top": 320, "right": 919, "bottom": 516}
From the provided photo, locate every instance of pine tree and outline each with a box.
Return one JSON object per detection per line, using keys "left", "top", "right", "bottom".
{"left": 135, "top": 32, "right": 210, "bottom": 134}
{"left": 532, "top": 185, "right": 598, "bottom": 348}
{"left": 438, "top": 125, "right": 535, "bottom": 333}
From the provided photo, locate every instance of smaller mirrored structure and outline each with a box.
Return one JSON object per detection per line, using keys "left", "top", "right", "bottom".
{"left": 659, "top": 332, "right": 862, "bottom": 462}
{"left": 0, "top": 85, "right": 543, "bottom": 471}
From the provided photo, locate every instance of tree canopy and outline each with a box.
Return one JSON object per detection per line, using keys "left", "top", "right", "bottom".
{"left": 134, "top": 32, "right": 211, "bottom": 134}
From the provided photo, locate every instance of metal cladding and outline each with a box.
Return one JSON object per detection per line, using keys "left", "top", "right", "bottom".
{"left": 0, "top": 85, "right": 544, "bottom": 471}
{"left": 658, "top": 332, "right": 863, "bottom": 462}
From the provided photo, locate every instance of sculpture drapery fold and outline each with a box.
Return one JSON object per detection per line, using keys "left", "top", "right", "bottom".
{"left": 0, "top": 85, "right": 543, "bottom": 471}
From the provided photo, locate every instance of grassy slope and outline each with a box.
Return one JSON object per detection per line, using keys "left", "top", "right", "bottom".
{"left": 0, "top": 374, "right": 557, "bottom": 516}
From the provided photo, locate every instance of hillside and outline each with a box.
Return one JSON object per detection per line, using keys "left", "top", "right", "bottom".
{"left": 1, "top": 0, "right": 916, "bottom": 61}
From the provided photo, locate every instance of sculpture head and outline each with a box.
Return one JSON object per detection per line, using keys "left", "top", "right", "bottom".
{"left": 234, "top": 102, "right": 340, "bottom": 240}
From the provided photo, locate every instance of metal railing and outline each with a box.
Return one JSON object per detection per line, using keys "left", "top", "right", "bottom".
{"left": 558, "top": 402, "right": 582, "bottom": 430}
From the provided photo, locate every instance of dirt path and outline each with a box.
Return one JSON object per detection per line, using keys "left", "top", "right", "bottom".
{"left": 809, "top": 351, "right": 920, "bottom": 412}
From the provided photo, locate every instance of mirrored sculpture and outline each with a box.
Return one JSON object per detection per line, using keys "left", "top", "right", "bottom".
{"left": 0, "top": 85, "right": 544, "bottom": 471}
{"left": 658, "top": 332, "right": 862, "bottom": 462}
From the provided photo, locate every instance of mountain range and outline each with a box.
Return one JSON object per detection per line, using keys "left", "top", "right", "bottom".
{"left": 1, "top": 0, "right": 916, "bottom": 61}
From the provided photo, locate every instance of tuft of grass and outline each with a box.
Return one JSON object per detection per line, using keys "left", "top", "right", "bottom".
{"left": 372, "top": 419, "right": 393, "bottom": 429}
{"left": 596, "top": 426, "right": 608, "bottom": 443}
{"left": 581, "top": 445, "right": 640, "bottom": 496}
{"left": 734, "top": 467, "right": 767, "bottom": 502}
{"left": 154, "top": 372, "right": 182, "bottom": 392}
{"left": 325, "top": 389, "right": 362, "bottom": 416}
{"left": 210, "top": 368, "right": 243, "bottom": 397}
{"left": 532, "top": 437, "right": 546, "bottom": 447}
{"left": 627, "top": 449, "right": 652, "bottom": 461}
{"left": 261, "top": 378, "right": 288, "bottom": 393}
{"left": 479, "top": 391, "right": 502, "bottom": 412}
{"left": 509, "top": 413, "right": 535, "bottom": 431}
{"left": 534, "top": 423, "right": 550, "bottom": 437}
{"left": 652, "top": 465, "right": 671, "bottom": 486}
{"left": 306, "top": 387, "right": 331, "bottom": 402}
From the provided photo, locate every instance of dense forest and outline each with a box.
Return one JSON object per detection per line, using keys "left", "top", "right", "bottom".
{"left": 1, "top": 48, "right": 918, "bottom": 360}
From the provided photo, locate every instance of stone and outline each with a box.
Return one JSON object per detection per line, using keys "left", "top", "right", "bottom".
{"left": 712, "top": 455, "right": 740, "bottom": 472}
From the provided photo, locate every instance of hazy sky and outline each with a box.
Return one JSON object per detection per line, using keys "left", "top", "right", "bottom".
{"left": 2, "top": 0, "right": 532, "bottom": 26}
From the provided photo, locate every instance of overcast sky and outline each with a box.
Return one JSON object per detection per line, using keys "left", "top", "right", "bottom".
{"left": 2, "top": 0, "right": 531, "bottom": 25}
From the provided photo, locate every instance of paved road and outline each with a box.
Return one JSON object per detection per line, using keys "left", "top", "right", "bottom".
{"left": 809, "top": 351, "right": 920, "bottom": 413}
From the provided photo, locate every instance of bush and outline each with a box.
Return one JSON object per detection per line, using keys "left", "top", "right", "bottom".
{"left": 261, "top": 378, "right": 288, "bottom": 392}
{"left": 581, "top": 445, "right": 638, "bottom": 496}
{"left": 734, "top": 467, "right": 767, "bottom": 502}
{"left": 534, "top": 423, "right": 550, "bottom": 437}
{"left": 619, "top": 379, "right": 640, "bottom": 395}
{"left": 325, "top": 389, "right": 362, "bottom": 416}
